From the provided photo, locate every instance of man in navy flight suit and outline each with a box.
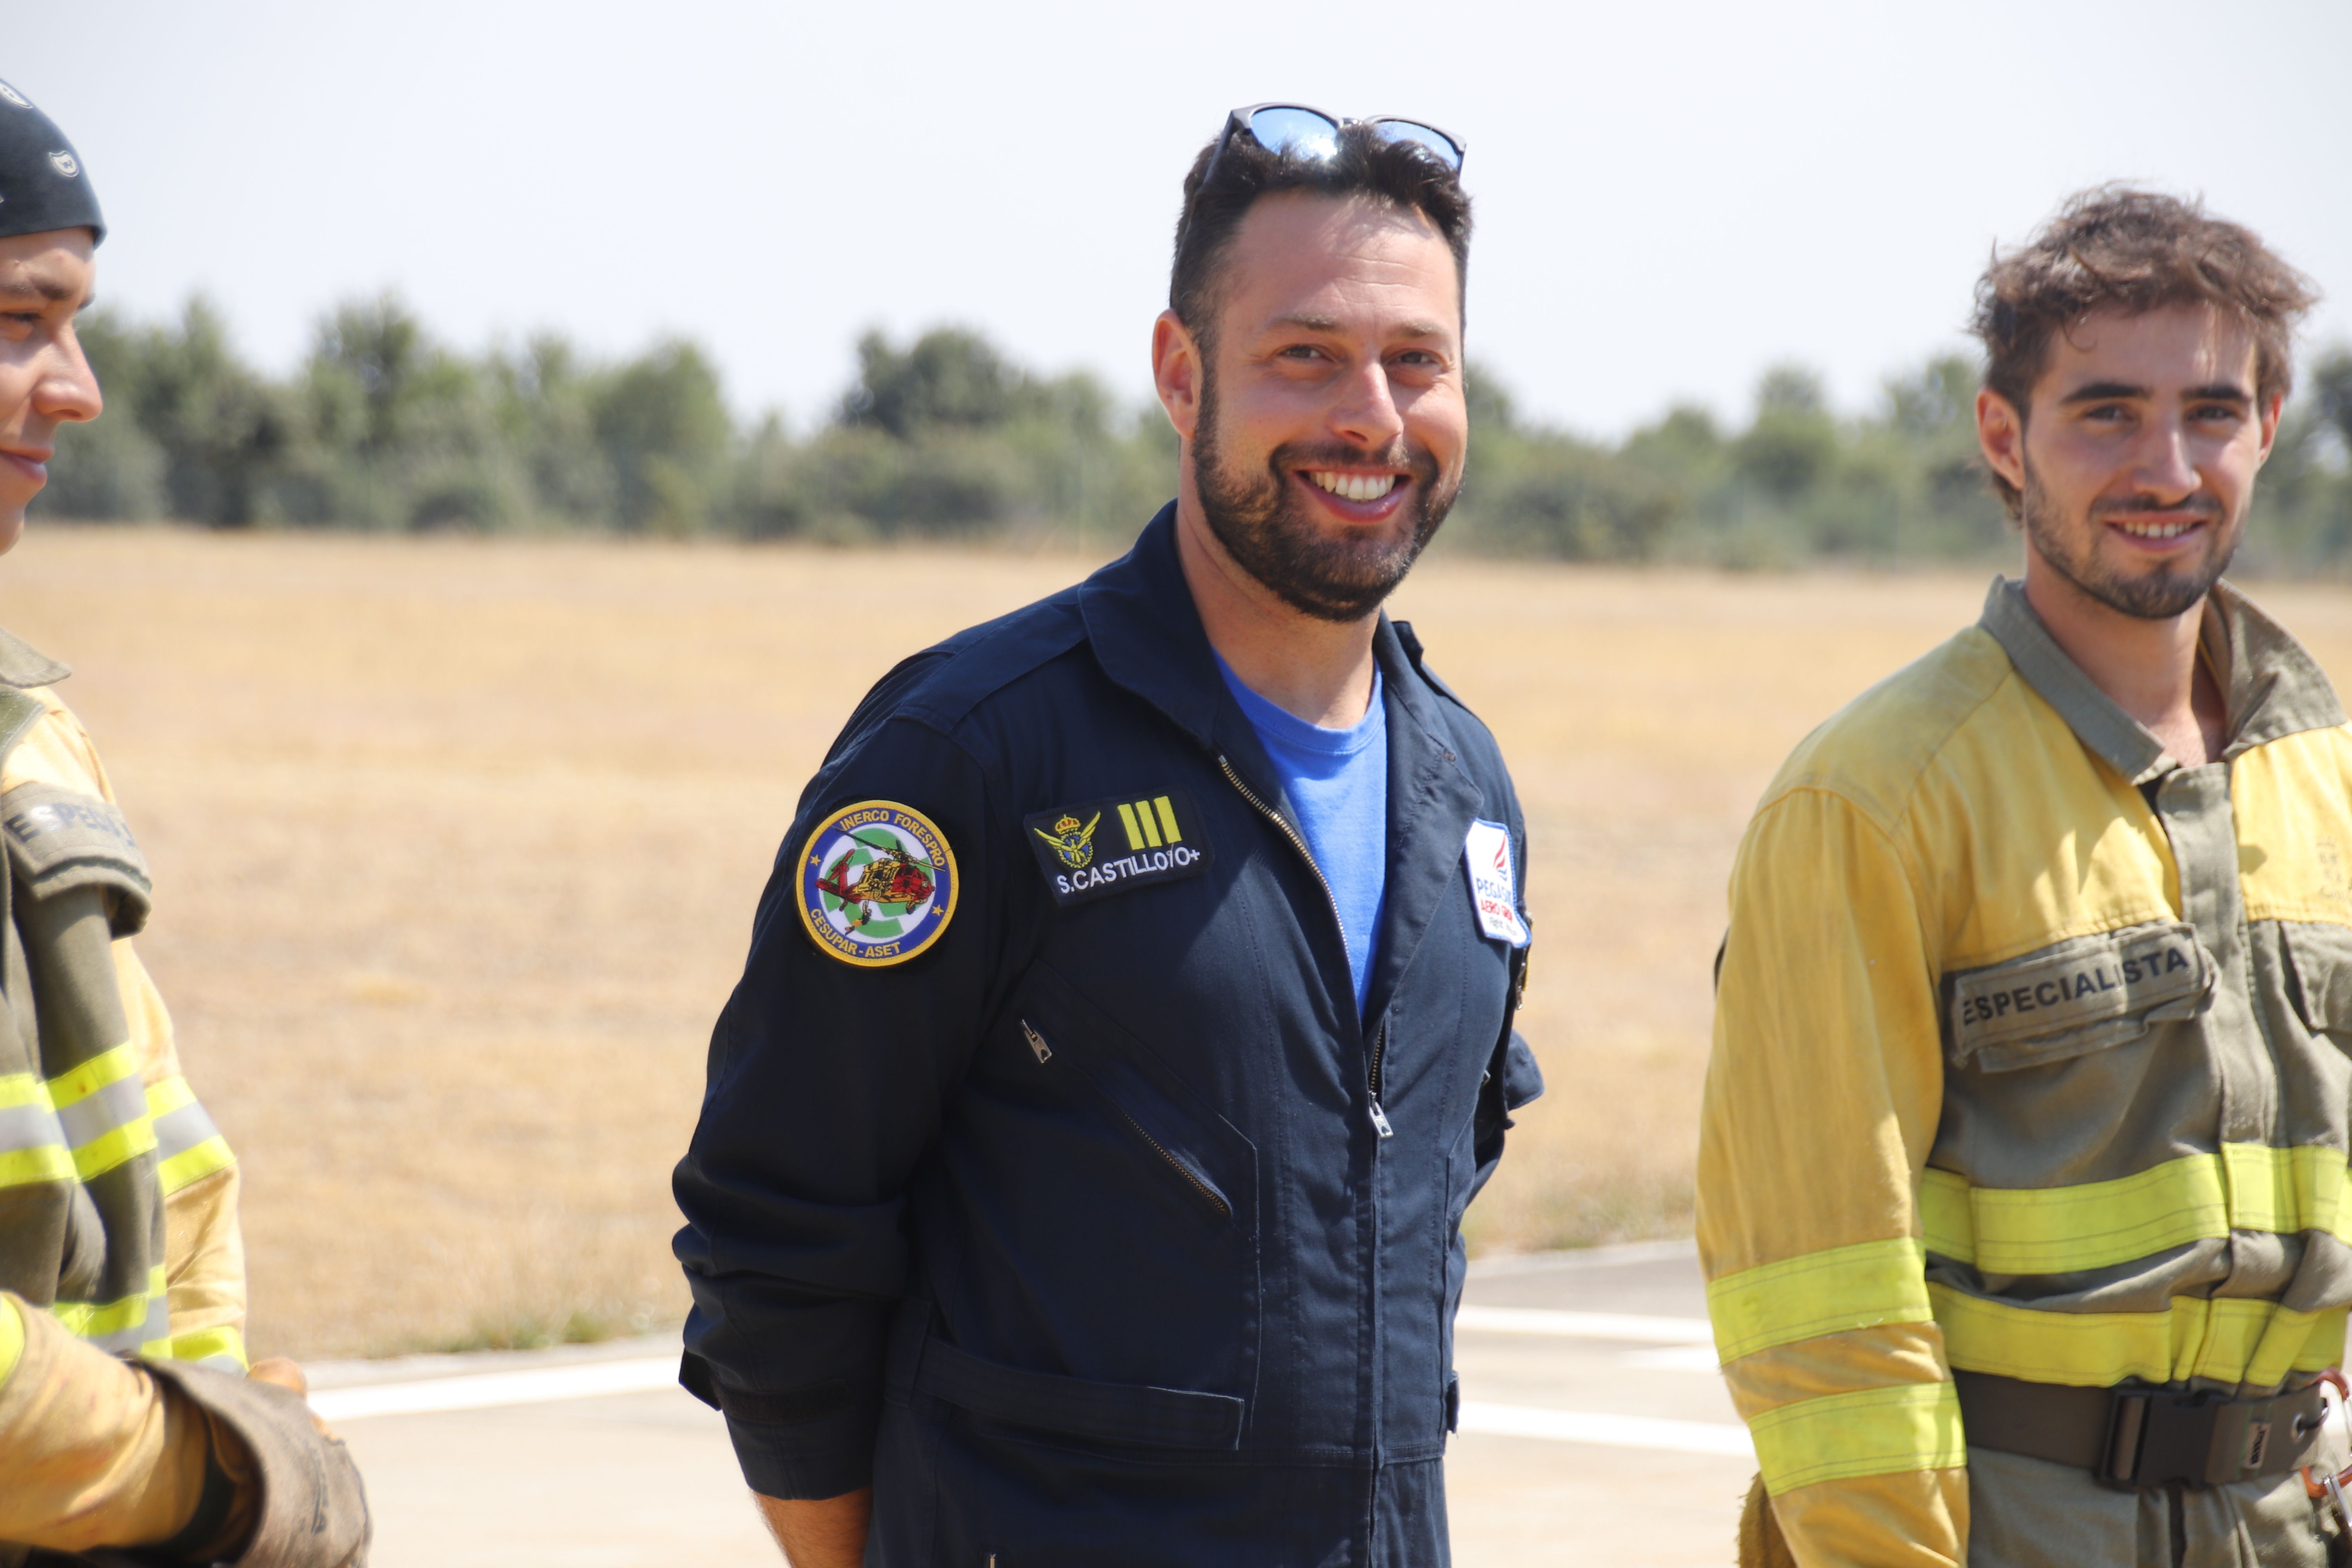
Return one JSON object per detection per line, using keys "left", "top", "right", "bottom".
{"left": 673, "top": 106, "right": 1543, "bottom": 1567}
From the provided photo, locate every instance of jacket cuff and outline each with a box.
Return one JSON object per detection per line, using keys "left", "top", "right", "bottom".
{"left": 727, "top": 1404, "right": 882, "bottom": 1501}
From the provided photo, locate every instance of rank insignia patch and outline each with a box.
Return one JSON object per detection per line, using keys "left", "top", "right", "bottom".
{"left": 797, "top": 800, "right": 958, "bottom": 967}
{"left": 1024, "top": 790, "right": 1212, "bottom": 907}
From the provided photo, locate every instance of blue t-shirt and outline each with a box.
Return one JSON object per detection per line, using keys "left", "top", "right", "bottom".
{"left": 1215, "top": 654, "right": 1388, "bottom": 1018}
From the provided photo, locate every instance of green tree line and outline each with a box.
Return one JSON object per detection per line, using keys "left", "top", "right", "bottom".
{"left": 36, "top": 296, "right": 2352, "bottom": 571}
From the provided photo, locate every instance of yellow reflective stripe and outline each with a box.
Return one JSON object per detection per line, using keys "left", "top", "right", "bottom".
{"left": 1748, "top": 1381, "right": 1964, "bottom": 1495}
{"left": 1708, "top": 1238, "right": 1930, "bottom": 1362}
{"left": 45, "top": 1042, "right": 139, "bottom": 1108}
{"left": 2230, "top": 1145, "right": 2352, "bottom": 1246}
{"left": 1153, "top": 796, "right": 1182, "bottom": 844}
{"left": 1116, "top": 802, "right": 1145, "bottom": 851}
{"left": 1936, "top": 1283, "right": 2196, "bottom": 1386}
{"left": 145, "top": 1075, "right": 198, "bottom": 1119}
{"left": 1923, "top": 1145, "right": 2352, "bottom": 1274}
{"left": 1919, "top": 1167, "right": 1974, "bottom": 1260}
{"left": 0, "top": 1071, "right": 45, "bottom": 1111}
{"left": 71, "top": 1118, "right": 157, "bottom": 1182}
{"left": 0, "top": 1145, "right": 73, "bottom": 1187}
{"left": 1933, "top": 1284, "right": 2349, "bottom": 1387}
{"left": 163, "top": 1324, "right": 247, "bottom": 1371}
{"left": 157, "top": 1136, "right": 234, "bottom": 1194}
{"left": 46, "top": 1043, "right": 155, "bottom": 1181}
{"left": 0, "top": 1295, "right": 23, "bottom": 1388}
{"left": 2207, "top": 1300, "right": 2346, "bottom": 1388}
{"left": 1924, "top": 1154, "right": 2227, "bottom": 1273}
{"left": 50, "top": 1264, "right": 169, "bottom": 1340}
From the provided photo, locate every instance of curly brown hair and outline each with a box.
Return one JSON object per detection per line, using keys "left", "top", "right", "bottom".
{"left": 1971, "top": 187, "right": 2320, "bottom": 517}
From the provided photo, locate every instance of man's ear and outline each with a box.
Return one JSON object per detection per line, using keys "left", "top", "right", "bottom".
{"left": 1152, "top": 311, "right": 1202, "bottom": 444}
{"left": 1976, "top": 388, "right": 2027, "bottom": 494}
{"left": 2256, "top": 390, "right": 2285, "bottom": 465}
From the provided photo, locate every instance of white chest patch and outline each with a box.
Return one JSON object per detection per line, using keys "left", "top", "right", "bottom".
{"left": 1463, "top": 819, "right": 1530, "bottom": 947}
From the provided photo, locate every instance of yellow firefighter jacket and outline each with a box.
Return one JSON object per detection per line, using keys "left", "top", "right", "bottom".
{"left": 1700, "top": 579, "right": 2352, "bottom": 1566}
{"left": 0, "top": 629, "right": 247, "bottom": 1553}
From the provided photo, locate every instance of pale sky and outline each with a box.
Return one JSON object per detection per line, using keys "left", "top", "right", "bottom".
{"left": 13, "top": 0, "right": 2350, "bottom": 438}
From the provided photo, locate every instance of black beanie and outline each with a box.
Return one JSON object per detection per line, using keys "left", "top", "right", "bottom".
{"left": 0, "top": 78, "right": 102, "bottom": 246}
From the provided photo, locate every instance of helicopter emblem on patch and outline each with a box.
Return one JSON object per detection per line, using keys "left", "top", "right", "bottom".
{"left": 796, "top": 800, "right": 958, "bottom": 968}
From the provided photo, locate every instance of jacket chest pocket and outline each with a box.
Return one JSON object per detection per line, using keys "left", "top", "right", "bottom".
{"left": 1944, "top": 920, "right": 2213, "bottom": 1073}
{"left": 1001, "top": 959, "right": 1256, "bottom": 1224}
{"left": 2279, "top": 920, "right": 2352, "bottom": 1045}
{"left": 942, "top": 957, "right": 1262, "bottom": 1413}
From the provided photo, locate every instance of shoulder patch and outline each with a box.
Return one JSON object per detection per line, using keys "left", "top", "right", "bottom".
{"left": 1024, "top": 789, "right": 1212, "bottom": 906}
{"left": 795, "top": 801, "right": 958, "bottom": 968}
{"left": 2, "top": 779, "right": 152, "bottom": 934}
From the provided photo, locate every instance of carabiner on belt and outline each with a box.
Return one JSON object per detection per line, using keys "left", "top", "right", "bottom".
{"left": 2298, "top": 1367, "right": 2352, "bottom": 1535}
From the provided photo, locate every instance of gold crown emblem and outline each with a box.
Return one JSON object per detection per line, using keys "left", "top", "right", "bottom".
{"left": 1053, "top": 815, "right": 1082, "bottom": 835}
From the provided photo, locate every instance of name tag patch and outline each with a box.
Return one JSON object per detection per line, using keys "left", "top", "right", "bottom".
{"left": 1025, "top": 790, "right": 1212, "bottom": 907}
{"left": 1464, "top": 818, "right": 1530, "bottom": 947}
{"left": 1947, "top": 920, "right": 2210, "bottom": 1067}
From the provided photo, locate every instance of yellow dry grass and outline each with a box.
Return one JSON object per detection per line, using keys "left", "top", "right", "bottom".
{"left": 9, "top": 526, "right": 2352, "bottom": 1357}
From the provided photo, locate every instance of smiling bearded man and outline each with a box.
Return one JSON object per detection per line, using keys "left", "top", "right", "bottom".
{"left": 1700, "top": 189, "right": 2352, "bottom": 1568}
{"left": 674, "top": 107, "right": 1542, "bottom": 1568}
{"left": 1189, "top": 325, "right": 1458, "bottom": 623}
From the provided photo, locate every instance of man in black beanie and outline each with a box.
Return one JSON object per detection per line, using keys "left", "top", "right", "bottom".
{"left": 0, "top": 78, "right": 369, "bottom": 1568}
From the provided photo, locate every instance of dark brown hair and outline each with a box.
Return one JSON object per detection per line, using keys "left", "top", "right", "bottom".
{"left": 1169, "top": 120, "right": 1471, "bottom": 353}
{"left": 1972, "top": 187, "right": 2319, "bottom": 516}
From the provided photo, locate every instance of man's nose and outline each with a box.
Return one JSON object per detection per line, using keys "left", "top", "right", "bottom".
{"left": 31, "top": 331, "right": 103, "bottom": 427}
{"left": 2127, "top": 414, "right": 2200, "bottom": 501}
{"left": 1328, "top": 358, "right": 1405, "bottom": 452}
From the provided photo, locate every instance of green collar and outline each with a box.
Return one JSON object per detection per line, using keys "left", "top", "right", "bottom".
{"left": 0, "top": 625, "right": 67, "bottom": 690}
{"left": 1977, "top": 576, "right": 2345, "bottom": 784}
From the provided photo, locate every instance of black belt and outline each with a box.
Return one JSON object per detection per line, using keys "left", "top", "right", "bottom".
{"left": 1955, "top": 1369, "right": 2330, "bottom": 1488}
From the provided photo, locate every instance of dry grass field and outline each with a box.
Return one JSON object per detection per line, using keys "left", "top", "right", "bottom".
{"left": 11, "top": 526, "right": 2352, "bottom": 1359}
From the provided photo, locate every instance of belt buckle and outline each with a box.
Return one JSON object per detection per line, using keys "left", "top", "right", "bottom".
{"left": 2100, "top": 1387, "right": 2230, "bottom": 1489}
{"left": 2107, "top": 1378, "right": 2328, "bottom": 1490}
{"left": 2100, "top": 1387, "right": 2160, "bottom": 1488}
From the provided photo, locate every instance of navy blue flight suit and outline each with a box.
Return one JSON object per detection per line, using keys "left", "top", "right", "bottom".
{"left": 674, "top": 504, "right": 1544, "bottom": 1566}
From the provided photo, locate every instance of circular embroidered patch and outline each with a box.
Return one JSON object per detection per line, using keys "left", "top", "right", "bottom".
{"left": 796, "top": 801, "right": 958, "bottom": 968}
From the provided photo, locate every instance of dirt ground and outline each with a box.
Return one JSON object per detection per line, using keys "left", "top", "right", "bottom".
{"left": 9, "top": 526, "right": 2352, "bottom": 1357}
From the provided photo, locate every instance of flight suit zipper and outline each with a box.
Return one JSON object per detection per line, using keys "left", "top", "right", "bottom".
{"left": 1216, "top": 754, "right": 1392, "bottom": 1138}
{"left": 1022, "top": 1018, "right": 1232, "bottom": 1218}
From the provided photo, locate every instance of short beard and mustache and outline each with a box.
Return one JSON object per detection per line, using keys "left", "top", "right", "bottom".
{"left": 1191, "top": 364, "right": 1460, "bottom": 623}
{"left": 2022, "top": 456, "right": 2239, "bottom": 621}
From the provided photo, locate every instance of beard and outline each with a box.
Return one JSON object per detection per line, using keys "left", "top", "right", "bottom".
{"left": 2021, "top": 457, "right": 2241, "bottom": 622}
{"left": 1190, "top": 367, "right": 1460, "bottom": 623}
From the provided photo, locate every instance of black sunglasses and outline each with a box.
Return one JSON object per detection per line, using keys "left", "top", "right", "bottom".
{"left": 1203, "top": 103, "right": 1465, "bottom": 185}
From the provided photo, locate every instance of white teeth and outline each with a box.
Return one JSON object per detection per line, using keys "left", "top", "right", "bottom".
{"left": 2114, "top": 518, "right": 2198, "bottom": 539}
{"left": 1308, "top": 472, "right": 1400, "bottom": 503}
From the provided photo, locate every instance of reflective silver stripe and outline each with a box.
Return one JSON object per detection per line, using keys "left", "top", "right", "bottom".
{"left": 65, "top": 1285, "right": 170, "bottom": 1356}
{"left": 53, "top": 1071, "right": 147, "bottom": 1151}
{"left": 151, "top": 1098, "right": 221, "bottom": 1161}
{"left": 0, "top": 1099, "right": 66, "bottom": 1154}
{"left": 95, "top": 1292, "right": 168, "bottom": 1356}
{"left": 194, "top": 1352, "right": 244, "bottom": 1373}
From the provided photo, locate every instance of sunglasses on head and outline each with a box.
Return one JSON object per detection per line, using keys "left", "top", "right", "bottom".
{"left": 1205, "top": 103, "right": 1465, "bottom": 185}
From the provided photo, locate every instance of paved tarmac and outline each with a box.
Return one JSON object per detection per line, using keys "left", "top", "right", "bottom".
{"left": 313, "top": 1240, "right": 1746, "bottom": 1566}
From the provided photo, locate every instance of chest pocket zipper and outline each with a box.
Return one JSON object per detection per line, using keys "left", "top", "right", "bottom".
{"left": 1021, "top": 1016, "right": 1232, "bottom": 1220}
